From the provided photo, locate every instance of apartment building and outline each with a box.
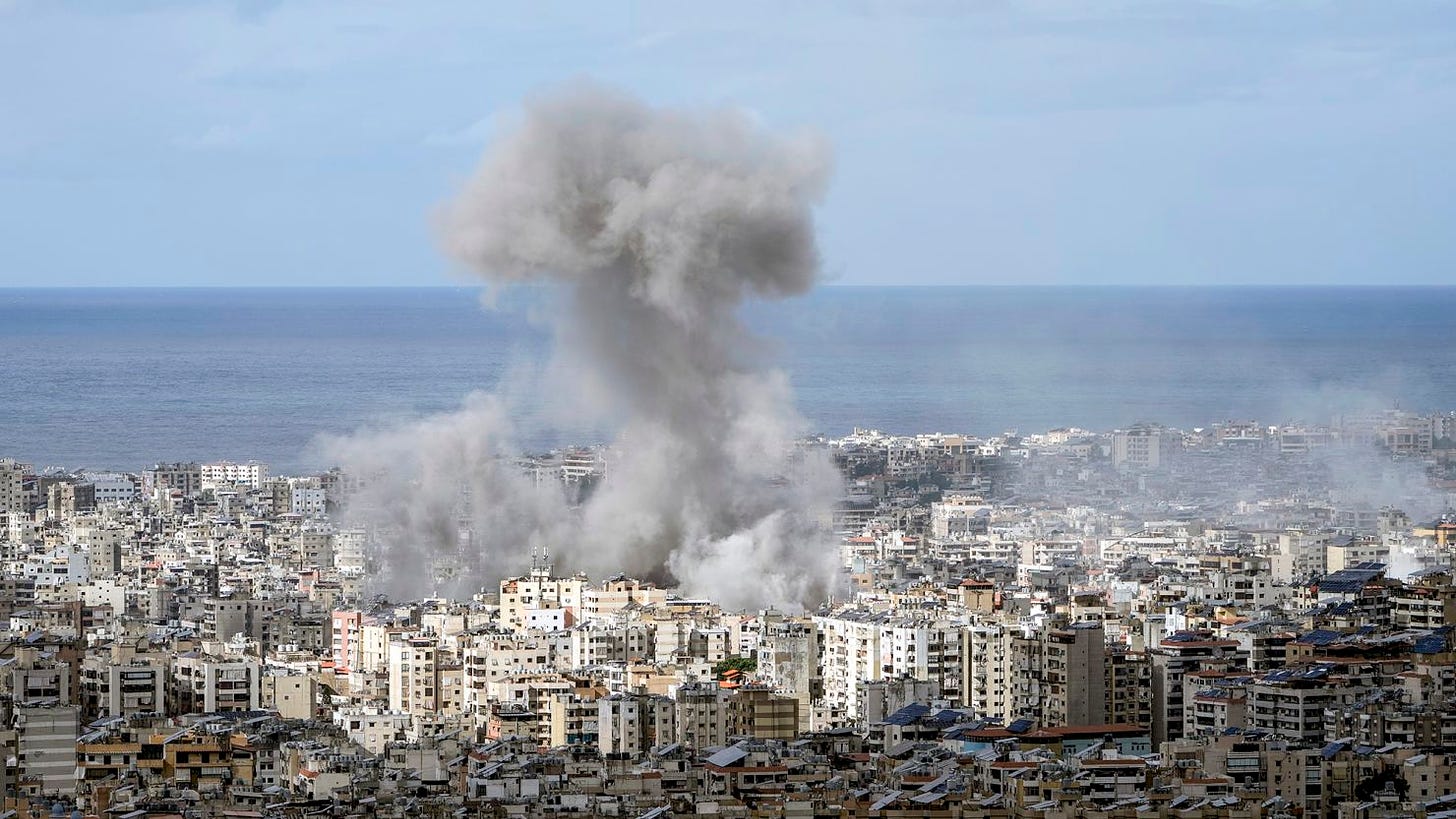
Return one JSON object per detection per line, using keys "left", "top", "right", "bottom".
{"left": 1150, "top": 632, "right": 1248, "bottom": 746}
{"left": 169, "top": 654, "right": 262, "bottom": 714}
{"left": 0, "top": 457, "right": 26, "bottom": 514}
{"left": 387, "top": 635, "right": 440, "bottom": 716}
{"left": 598, "top": 693, "right": 675, "bottom": 760}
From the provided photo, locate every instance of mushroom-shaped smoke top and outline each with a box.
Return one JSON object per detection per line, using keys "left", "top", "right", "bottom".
{"left": 441, "top": 86, "right": 830, "bottom": 328}
{"left": 332, "top": 86, "right": 840, "bottom": 611}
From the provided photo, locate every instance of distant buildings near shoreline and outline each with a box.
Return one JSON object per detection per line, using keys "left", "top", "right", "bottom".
{"left": 3, "top": 408, "right": 1456, "bottom": 816}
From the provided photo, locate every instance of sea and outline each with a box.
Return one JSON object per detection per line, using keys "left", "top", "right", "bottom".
{"left": 3, "top": 286, "right": 1455, "bottom": 473}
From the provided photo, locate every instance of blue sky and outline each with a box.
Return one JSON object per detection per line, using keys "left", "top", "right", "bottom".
{"left": 2, "top": 1, "right": 1454, "bottom": 286}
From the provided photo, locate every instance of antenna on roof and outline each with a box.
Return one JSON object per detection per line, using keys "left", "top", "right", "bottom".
{"left": 531, "top": 546, "right": 552, "bottom": 577}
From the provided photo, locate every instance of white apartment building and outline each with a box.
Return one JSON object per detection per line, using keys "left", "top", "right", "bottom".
{"left": 387, "top": 635, "right": 440, "bottom": 716}
{"left": 289, "top": 478, "right": 328, "bottom": 517}
{"left": 80, "top": 471, "right": 138, "bottom": 505}
{"left": 200, "top": 460, "right": 268, "bottom": 490}
{"left": 568, "top": 623, "right": 654, "bottom": 669}
{"left": 170, "top": 654, "right": 262, "bottom": 713}
{"left": 1112, "top": 424, "right": 1178, "bottom": 470}
{"left": 963, "top": 621, "right": 1015, "bottom": 720}
{"left": 813, "top": 611, "right": 884, "bottom": 723}
{"left": 499, "top": 561, "right": 587, "bottom": 634}
{"left": 930, "top": 495, "right": 991, "bottom": 541}
{"left": 814, "top": 610, "right": 967, "bottom": 724}
{"left": 1269, "top": 531, "right": 1332, "bottom": 583}
{"left": 334, "top": 527, "right": 367, "bottom": 572}
{"left": 81, "top": 657, "right": 166, "bottom": 717}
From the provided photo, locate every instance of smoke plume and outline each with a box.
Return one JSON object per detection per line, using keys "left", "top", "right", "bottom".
{"left": 327, "top": 85, "right": 839, "bottom": 610}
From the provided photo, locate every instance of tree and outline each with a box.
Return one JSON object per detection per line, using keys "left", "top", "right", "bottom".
{"left": 712, "top": 656, "right": 757, "bottom": 677}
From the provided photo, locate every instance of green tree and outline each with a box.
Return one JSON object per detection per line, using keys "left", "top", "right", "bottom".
{"left": 712, "top": 656, "right": 758, "bottom": 677}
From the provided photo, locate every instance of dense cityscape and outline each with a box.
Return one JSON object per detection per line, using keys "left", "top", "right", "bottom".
{"left": 8, "top": 1, "right": 1456, "bottom": 818}
{"left": 3, "top": 409, "right": 1456, "bottom": 819}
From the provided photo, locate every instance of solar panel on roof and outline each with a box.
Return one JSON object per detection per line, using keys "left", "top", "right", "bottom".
{"left": 706, "top": 745, "right": 748, "bottom": 768}
{"left": 1416, "top": 635, "right": 1448, "bottom": 654}
{"left": 886, "top": 703, "right": 932, "bottom": 726}
{"left": 1007, "top": 718, "right": 1033, "bottom": 733}
{"left": 869, "top": 792, "right": 904, "bottom": 812}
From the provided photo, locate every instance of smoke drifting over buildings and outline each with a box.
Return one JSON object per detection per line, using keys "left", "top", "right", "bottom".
{"left": 328, "top": 86, "right": 839, "bottom": 610}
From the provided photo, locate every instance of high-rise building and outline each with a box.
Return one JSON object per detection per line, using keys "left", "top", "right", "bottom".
{"left": 1009, "top": 621, "right": 1108, "bottom": 727}
{"left": 1150, "top": 632, "right": 1248, "bottom": 746}
{"left": 144, "top": 462, "right": 202, "bottom": 497}
{"left": 388, "top": 635, "right": 441, "bottom": 716}
{"left": 598, "top": 693, "right": 675, "bottom": 760}
{"left": 0, "top": 457, "right": 27, "bottom": 515}
{"left": 200, "top": 460, "right": 269, "bottom": 490}
{"left": 13, "top": 704, "right": 80, "bottom": 795}
{"left": 46, "top": 480, "right": 95, "bottom": 519}
{"left": 726, "top": 685, "right": 799, "bottom": 741}
{"left": 1111, "top": 423, "right": 1178, "bottom": 471}
{"left": 675, "top": 681, "right": 728, "bottom": 751}
{"left": 964, "top": 621, "right": 1013, "bottom": 720}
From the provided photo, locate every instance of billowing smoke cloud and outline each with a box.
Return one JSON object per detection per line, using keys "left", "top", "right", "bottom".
{"left": 326, "top": 85, "right": 840, "bottom": 610}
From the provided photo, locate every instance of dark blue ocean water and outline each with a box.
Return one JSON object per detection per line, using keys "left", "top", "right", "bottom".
{"left": 3, "top": 286, "right": 1455, "bottom": 472}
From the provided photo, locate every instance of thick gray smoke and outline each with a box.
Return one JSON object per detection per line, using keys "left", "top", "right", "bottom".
{"left": 327, "top": 86, "right": 840, "bottom": 610}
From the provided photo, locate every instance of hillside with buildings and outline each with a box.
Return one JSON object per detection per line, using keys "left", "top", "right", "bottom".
{"left": 3, "top": 409, "right": 1456, "bottom": 818}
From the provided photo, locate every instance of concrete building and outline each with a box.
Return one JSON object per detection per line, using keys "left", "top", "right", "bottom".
{"left": 330, "top": 609, "right": 364, "bottom": 673}
{"left": 756, "top": 619, "right": 819, "bottom": 733}
{"left": 499, "top": 557, "right": 587, "bottom": 634}
{"left": 930, "top": 495, "right": 990, "bottom": 541}
{"left": 203, "top": 596, "right": 271, "bottom": 646}
{"left": 82, "top": 471, "right": 138, "bottom": 505}
{"left": 1246, "top": 666, "right": 1348, "bottom": 742}
{"left": 169, "top": 654, "right": 262, "bottom": 714}
{"left": 726, "top": 685, "right": 798, "bottom": 741}
{"left": 1150, "top": 633, "right": 1249, "bottom": 746}
{"left": 1036, "top": 622, "right": 1108, "bottom": 727}
{"left": 144, "top": 461, "right": 202, "bottom": 496}
{"left": 0, "top": 457, "right": 30, "bottom": 515}
{"left": 262, "top": 672, "right": 317, "bottom": 719}
{"left": 80, "top": 658, "right": 166, "bottom": 718}
{"left": 1106, "top": 647, "right": 1153, "bottom": 729}
{"left": 964, "top": 621, "right": 1014, "bottom": 721}
{"left": 598, "top": 693, "right": 675, "bottom": 760}
{"left": 46, "top": 481, "right": 95, "bottom": 518}
{"left": 580, "top": 575, "right": 668, "bottom": 622}
{"left": 200, "top": 460, "right": 269, "bottom": 490}
{"left": 387, "top": 635, "right": 440, "bottom": 716}
{"left": 1112, "top": 424, "right": 1178, "bottom": 471}
{"left": 546, "top": 690, "right": 602, "bottom": 748}
{"left": 13, "top": 703, "right": 80, "bottom": 795}
{"left": 674, "top": 681, "right": 728, "bottom": 750}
